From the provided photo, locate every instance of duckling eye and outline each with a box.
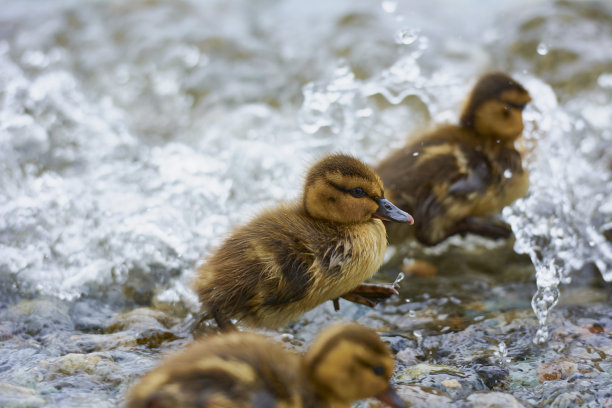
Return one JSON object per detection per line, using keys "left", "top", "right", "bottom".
{"left": 349, "top": 188, "right": 366, "bottom": 198}
{"left": 372, "top": 364, "right": 385, "bottom": 376}
{"left": 504, "top": 102, "right": 527, "bottom": 111}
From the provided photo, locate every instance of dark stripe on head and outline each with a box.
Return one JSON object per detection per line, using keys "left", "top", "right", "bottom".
{"left": 306, "top": 325, "right": 389, "bottom": 372}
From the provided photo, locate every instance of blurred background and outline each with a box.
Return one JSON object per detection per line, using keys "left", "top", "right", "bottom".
{"left": 1, "top": 0, "right": 611, "bottom": 406}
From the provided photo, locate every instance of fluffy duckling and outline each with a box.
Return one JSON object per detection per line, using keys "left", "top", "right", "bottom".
{"left": 194, "top": 154, "right": 413, "bottom": 331}
{"left": 377, "top": 72, "right": 531, "bottom": 246}
{"left": 125, "top": 323, "right": 407, "bottom": 408}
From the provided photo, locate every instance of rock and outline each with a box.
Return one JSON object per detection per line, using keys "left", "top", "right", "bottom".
{"left": 8, "top": 298, "right": 73, "bottom": 337}
{"left": 39, "top": 352, "right": 115, "bottom": 379}
{"left": 105, "top": 307, "right": 181, "bottom": 348}
{"left": 395, "top": 384, "right": 453, "bottom": 408}
{"left": 396, "top": 346, "right": 422, "bottom": 365}
{"left": 69, "top": 300, "right": 115, "bottom": 332}
{"left": 107, "top": 307, "right": 178, "bottom": 332}
{"left": 398, "top": 363, "right": 464, "bottom": 381}
{"left": 402, "top": 259, "right": 438, "bottom": 277}
{"left": 537, "top": 360, "right": 578, "bottom": 382}
{"left": 0, "top": 382, "right": 45, "bottom": 408}
{"left": 357, "top": 384, "right": 452, "bottom": 408}
{"left": 398, "top": 363, "right": 485, "bottom": 400}
{"left": 441, "top": 378, "right": 462, "bottom": 388}
{"left": 472, "top": 359, "right": 510, "bottom": 389}
{"left": 463, "top": 391, "right": 529, "bottom": 408}
{"left": 0, "top": 382, "right": 46, "bottom": 408}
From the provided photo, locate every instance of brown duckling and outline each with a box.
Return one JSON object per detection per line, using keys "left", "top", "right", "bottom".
{"left": 377, "top": 72, "right": 531, "bottom": 246}
{"left": 194, "top": 153, "right": 413, "bottom": 331}
{"left": 125, "top": 323, "right": 407, "bottom": 408}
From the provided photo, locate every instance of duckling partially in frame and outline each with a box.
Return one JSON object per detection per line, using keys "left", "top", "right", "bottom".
{"left": 125, "top": 323, "right": 407, "bottom": 408}
{"left": 194, "top": 153, "right": 413, "bottom": 331}
{"left": 377, "top": 72, "right": 531, "bottom": 246}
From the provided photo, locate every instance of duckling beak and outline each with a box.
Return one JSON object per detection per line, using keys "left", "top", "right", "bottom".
{"left": 373, "top": 198, "right": 414, "bottom": 224}
{"left": 376, "top": 386, "right": 408, "bottom": 408}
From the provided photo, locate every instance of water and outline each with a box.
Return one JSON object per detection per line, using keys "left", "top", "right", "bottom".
{"left": 1, "top": 0, "right": 611, "bottom": 406}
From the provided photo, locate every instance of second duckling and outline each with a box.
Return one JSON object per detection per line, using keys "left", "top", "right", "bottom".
{"left": 377, "top": 72, "right": 531, "bottom": 246}
{"left": 125, "top": 323, "right": 407, "bottom": 408}
{"left": 194, "top": 153, "right": 413, "bottom": 331}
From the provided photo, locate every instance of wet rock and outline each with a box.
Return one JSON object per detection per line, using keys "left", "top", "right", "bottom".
{"left": 7, "top": 298, "right": 73, "bottom": 337}
{"left": 395, "top": 346, "right": 423, "bottom": 366}
{"left": 69, "top": 300, "right": 115, "bottom": 333}
{"left": 0, "top": 322, "right": 14, "bottom": 341}
{"left": 462, "top": 391, "right": 529, "bottom": 408}
{"left": 105, "top": 307, "right": 182, "bottom": 348}
{"left": 0, "top": 382, "right": 46, "bottom": 408}
{"left": 357, "top": 384, "right": 452, "bottom": 408}
{"left": 393, "top": 384, "right": 453, "bottom": 407}
{"left": 471, "top": 358, "right": 510, "bottom": 389}
{"left": 398, "top": 362, "right": 485, "bottom": 400}
{"left": 546, "top": 390, "right": 590, "bottom": 407}
{"left": 39, "top": 352, "right": 115, "bottom": 380}
{"left": 121, "top": 266, "right": 177, "bottom": 307}
{"left": 107, "top": 307, "right": 178, "bottom": 332}
{"left": 537, "top": 359, "right": 578, "bottom": 382}
{"left": 67, "top": 332, "right": 139, "bottom": 353}
{"left": 398, "top": 362, "right": 464, "bottom": 380}
{"left": 402, "top": 259, "right": 438, "bottom": 278}
{"left": 441, "top": 378, "right": 462, "bottom": 389}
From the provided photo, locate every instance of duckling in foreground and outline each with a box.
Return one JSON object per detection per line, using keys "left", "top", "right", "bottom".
{"left": 125, "top": 323, "right": 407, "bottom": 408}
{"left": 377, "top": 72, "right": 531, "bottom": 246}
{"left": 194, "top": 154, "right": 413, "bottom": 331}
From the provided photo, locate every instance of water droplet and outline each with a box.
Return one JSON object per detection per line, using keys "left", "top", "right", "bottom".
{"left": 597, "top": 73, "right": 612, "bottom": 88}
{"left": 495, "top": 341, "right": 509, "bottom": 363}
{"left": 504, "top": 169, "right": 513, "bottom": 179}
{"left": 395, "top": 28, "right": 420, "bottom": 45}
{"left": 356, "top": 107, "right": 373, "bottom": 118}
{"left": 381, "top": 0, "right": 397, "bottom": 13}
{"left": 537, "top": 42, "right": 549, "bottom": 55}
{"left": 21, "top": 50, "right": 49, "bottom": 68}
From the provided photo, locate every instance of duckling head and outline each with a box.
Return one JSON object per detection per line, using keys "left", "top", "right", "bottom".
{"left": 460, "top": 72, "right": 531, "bottom": 142}
{"left": 304, "top": 323, "right": 407, "bottom": 408}
{"left": 303, "top": 154, "right": 413, "bottom": 225}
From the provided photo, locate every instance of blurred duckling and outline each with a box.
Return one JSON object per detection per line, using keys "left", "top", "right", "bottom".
{"left": 125, "top": 323, "right": 407, "bottom": 408}
{"left": 194, "top": 153, "right": 413, "bottom": 331}
{"left": 377, "top": 72, "right": 531, "bottom": 246}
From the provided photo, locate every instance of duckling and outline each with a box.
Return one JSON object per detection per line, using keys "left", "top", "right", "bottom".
{"left": 194, "top": 153, "right": 413, "bottom": 331}
{"left": 125, "top": 323, "right": 407, "bottom": 408}
{"left": 377, "top": 72, "right": 531, "bottom": 246}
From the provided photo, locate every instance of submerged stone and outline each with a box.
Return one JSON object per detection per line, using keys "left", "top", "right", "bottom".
{"left": 464, "top": 391, "right": 529, "bottom": 408}
{"left": 0, "top": 382, "right": 45, "bottom": 408}
{"left": 7, "top": 299, "right": 74, "bottom": 338}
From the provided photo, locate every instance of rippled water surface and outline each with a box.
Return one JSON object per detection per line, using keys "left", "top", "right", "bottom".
{"left": 1, "top": 0, "right": 611, "bottom": 407}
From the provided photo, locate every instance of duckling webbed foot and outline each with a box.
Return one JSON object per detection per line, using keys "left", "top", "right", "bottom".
{"left": 336, "top": 274, "right": 404, "bottom": 310}
{"left": 212, "top": 306, "right": 238, "bottom": 332}
{"left": 341, "top": 283, "right": 399, "bottom": 306}
{"left": 450, "top": 216, "right": 512, "bottom": 240}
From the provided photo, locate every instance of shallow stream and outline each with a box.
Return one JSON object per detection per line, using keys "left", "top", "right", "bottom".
{"left": 1, "top": 0, "right": 611, "bottom": 407}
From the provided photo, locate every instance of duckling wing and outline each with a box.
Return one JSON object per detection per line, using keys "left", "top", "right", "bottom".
{"left": 260, "top": 234, "right": 314, "bottom": 307}
{"left": 447, "top": 159, "right": 491, "bottom": 195}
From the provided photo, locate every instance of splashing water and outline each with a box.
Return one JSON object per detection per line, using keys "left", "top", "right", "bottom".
{"left": 503, "top": 77, "right": 612, "bottom": 344}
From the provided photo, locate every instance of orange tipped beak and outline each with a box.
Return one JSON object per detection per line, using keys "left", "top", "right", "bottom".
{"left": 376, "top": 386, "right": 408, "bottom": 408}
{"left": 373, "top": 198, "right": 414, "bottom": 224}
